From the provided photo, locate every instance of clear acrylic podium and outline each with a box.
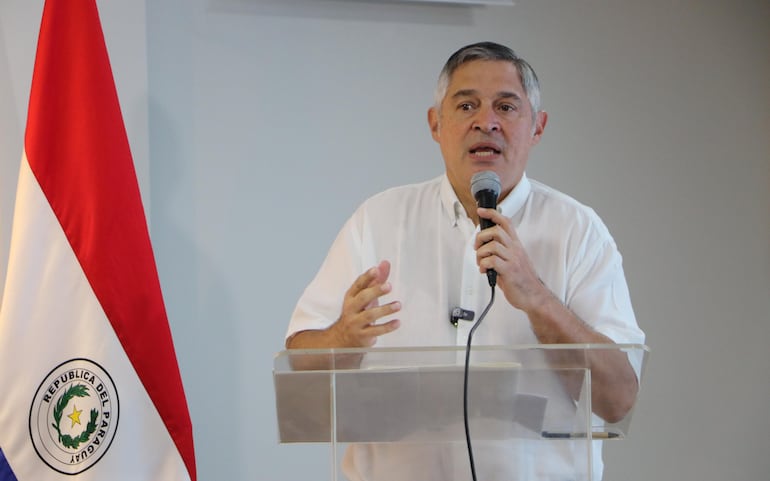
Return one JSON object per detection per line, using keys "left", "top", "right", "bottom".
{"left": 274, "top": 344, "right": 648, "bottom": 481}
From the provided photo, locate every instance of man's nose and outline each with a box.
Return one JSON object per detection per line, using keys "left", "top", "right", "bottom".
{"left": 472, "top": 107, "right": 501, "bottom": 133}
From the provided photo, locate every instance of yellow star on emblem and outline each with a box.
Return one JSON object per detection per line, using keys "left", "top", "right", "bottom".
{"left": 68, "top": 405, "right": 83, "bottom": 428}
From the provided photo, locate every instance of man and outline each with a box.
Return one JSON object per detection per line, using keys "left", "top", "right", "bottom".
{"left": 286, "top": 42, "right": 645, "bottom": 480}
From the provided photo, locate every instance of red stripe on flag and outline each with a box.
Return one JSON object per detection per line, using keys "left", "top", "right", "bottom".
{"left": 24, "top": 2, "right": 196, "bottom": 479}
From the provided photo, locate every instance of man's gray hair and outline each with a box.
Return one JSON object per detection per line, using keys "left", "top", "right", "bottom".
{"left": 433, "top": 42, "right": 542, "bottom": 122}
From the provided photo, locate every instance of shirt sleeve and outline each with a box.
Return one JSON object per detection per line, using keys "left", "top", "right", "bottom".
{"left": 566, "top": 232, "right": 646, "bottom": 378}
{"left": 285, "top": 206, "right": 367, "bottom": 342}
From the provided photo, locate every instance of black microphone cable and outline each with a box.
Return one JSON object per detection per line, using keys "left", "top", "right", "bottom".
{"left": 464, "top": 170, "right": 501, "bottom": 479}
{"left": 463, "top": 282, "right": 495, "bottom": 481}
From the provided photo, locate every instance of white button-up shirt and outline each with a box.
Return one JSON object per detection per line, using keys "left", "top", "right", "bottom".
{"left": 287, "top": 173, "right": 645, "bottom": 480}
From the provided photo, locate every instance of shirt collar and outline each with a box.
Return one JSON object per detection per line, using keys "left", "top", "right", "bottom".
{"left": 440, "top": 172, "right": 532, "bottom": 227}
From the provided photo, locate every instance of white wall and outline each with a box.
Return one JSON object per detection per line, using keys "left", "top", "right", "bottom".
{"left": 2, "top": 0, "right": 769, "bottom": 480}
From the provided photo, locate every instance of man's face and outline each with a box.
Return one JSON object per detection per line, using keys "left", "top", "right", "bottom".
{"left": 428, "top": 59, "right": 547, "bottom": 206}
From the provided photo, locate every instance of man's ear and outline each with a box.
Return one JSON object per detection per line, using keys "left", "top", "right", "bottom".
{"left": 531, "top": 110, "right": 548, "bottom": 144}
{"left": 428, "top": 107, "right": 441, "bottom": 142}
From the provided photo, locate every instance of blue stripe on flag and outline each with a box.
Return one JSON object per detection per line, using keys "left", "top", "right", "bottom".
{"left": 0, "top": 448, "right": 18, "bottom": 481}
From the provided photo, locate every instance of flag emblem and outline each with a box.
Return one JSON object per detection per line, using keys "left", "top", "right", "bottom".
{"left": 28, "top": 358, "right": 120, "bottom": 475}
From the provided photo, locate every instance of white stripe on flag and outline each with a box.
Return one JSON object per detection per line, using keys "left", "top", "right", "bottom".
{"left": 0, "top": 155, "right": 190, "bottom": 480}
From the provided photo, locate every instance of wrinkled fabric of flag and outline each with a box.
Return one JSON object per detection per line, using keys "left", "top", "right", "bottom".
{"left": 0, "top": 1, "right": 196, "bottom": 480}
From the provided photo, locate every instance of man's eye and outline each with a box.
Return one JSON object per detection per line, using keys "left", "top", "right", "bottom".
{"left": 499, "top": 104, "right": 517, "bottom": 112}
{"left": 459, "top": 103, "right": 474, "bottom": 111}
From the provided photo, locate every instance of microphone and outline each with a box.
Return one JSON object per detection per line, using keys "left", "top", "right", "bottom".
{"left": 471, "top": 171, "right": 501, "bottom": 287}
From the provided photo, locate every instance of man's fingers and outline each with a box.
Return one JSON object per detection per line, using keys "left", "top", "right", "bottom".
{"left": 362, "top": 318, "right": 401, "bottom": 338}
{"left": 368, "top": 260, "right": 391, "bottom": 286}
{"left": 476, "top": 208, "right": 517, "bottom": 241}
{"left": 477, "top": 207, "right": 508, "bottom": 226}
{"left": 349, "top": 260, "right": 392, "bottom": 295}
{"left": 349, "top": 300, "right": 401, "bottom": 328}
{"left": 355, "top": 281, "right": 392, "bottom": 312}
{"left": 349, "top": 265, "right": 381, "bottom": 295}
{"left": 332, "top": 302, "right": 401, "bottom": 347}
{"left": 335, "top": 261, "right": 400, "bottom": 347}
